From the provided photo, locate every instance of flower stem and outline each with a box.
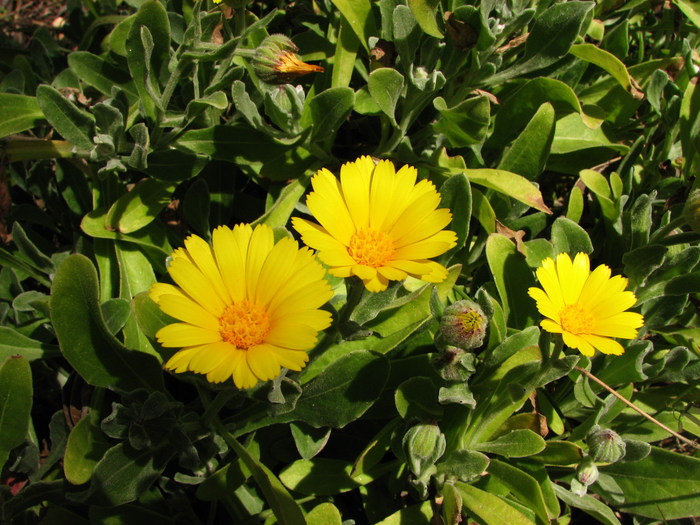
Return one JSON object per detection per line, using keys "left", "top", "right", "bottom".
{"left": 574, "top": 366, "right": 699, "bottom": 449}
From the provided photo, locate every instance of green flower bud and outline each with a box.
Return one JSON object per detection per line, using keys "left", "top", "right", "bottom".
{"left": 575, "top": 456, "right": 599, "bottom": 487}
{"left": 402, "top": 422, "right": 445, "bottom": 479}
{"left": 439, "top": 300, "right": 488, "bottom": 350}
{"left": 683, "top": 189, "right": 700, "bottom": 232}
{"left": 587, "top": 427, "right": 626, "bottom": 464}
{"left": 253, "top": 34, "right": 323, "bottom": 84}
{"left": 432, "top": 346, "right": 476, "bottom": 382}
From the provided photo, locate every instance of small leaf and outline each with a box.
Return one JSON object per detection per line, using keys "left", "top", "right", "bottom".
{"left": 0, "top": 94, "right": 45, "bottom": 138}
{"left": 0, "top": 356, "right": 32, "bottom": 469}
{"left": 570, "top": 43, "right": 635, "bottom": 93}
{"left": 553, "top": 484, "right": 621, "bottom": 525}
{"left": 434, "top": 96, "right": 490, "bottom": 147}
{"left": 487, "top": 459, "right": 553, "bottom": 523}
{"left": 50, "top": 254, "right": 164, "bottom": 392}
{"left": 0, "top": 327, "right": 60, "bottom": 361}
{"left": 474, "top": 429, "right": 546, "bottom": 458}
{"left": 105, "top": 178, "right": 177, "bottom": 234}
{"left": 329, "top": 0, "right": 377, "bottom": 52}
{"left": 36, "top": 85, "right": 95, "bottom": 151}
{"left": 88, "top": 443, "right": 173, "bottom": 506}
{"left": 368, "top": 68, "right": 404, "bottom": 125}
{"left": 551, "top": 217, "right": 593, "bottom": 256}
{"left": 498, "top": 102, "right": 555, "bottom": 181}
{"left": 64, "top": 417, "right": 112, "bottom": 485}
{"left": 280, "top": 458, "right": 364, "bottom": 495}
{"left": 306, "top": 502, "right": 343, "bottom": 525}
{"left": 290, "top": 422, "right": 331, "bottom": 460}
{"left": 67, "top": 51, "right": 137, "bottom": 99}
{"left": 455, "top": 481, "right": 536, "bottom": 525}
{"left": 407, "top": 0, "right": 443, "bottom": 38}
{"left": 395, "top": 377, "right": 443, "bottom": 420}
{"left": 302, "top": 87, "right": 355, "bottom": 145}
{"left": 459, "top": 168, "right": 552, "bottom": 214}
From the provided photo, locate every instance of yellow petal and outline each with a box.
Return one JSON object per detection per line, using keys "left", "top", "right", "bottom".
{"left": 581, "top": 334, "right": 625, "bottom": 355}
{"left": 187, "top": 341, "right": 233, "bottom": 374}
{"left": 306, "top": 169, "right": 355, "bottom": 245}
{"left": 540, "top": 319, "right": 563, "bottom": 333}
{"left": 247, "top": 344, "right": 281, "bottom": 381}
{"left": 167, "top": 257, "right": 226, "bottom": 317}
{"left": 265, "top": 345, "right": 309, "bottom": 371}
{"left": 528, "top": 287, "right": 561, "bottom": 322}
{"left": 184, "top": 234, "right": 231, "bottom": 304}
{"left": 156, "top": 323, "right": 221, "bottom": 347}
{"left": 213, "top": 225, "right": 248, "bottom": 303}
{"left": 165, "top": 347, "right": 200, "bottom": 373}
{"left": 340, "top": 156, "right": 373, "bottom": 230}
{"left": 157, "top": 294, "right": 220, "bottom": 331}
{"left": 535, "top": 257, "right": 565, "bottom": 312}
{"left": 245, "top": 224, "right": 275, "bottom": 301}
{"left": 562, "top": 331, "right": 595, "bottom": 357}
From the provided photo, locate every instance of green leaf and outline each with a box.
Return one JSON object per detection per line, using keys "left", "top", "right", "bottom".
{"left": 255, "top": 176, "right": 311, "bottom": 229}
{"left": 88, "top": 443, "right": 172, "bottom": 506}
{"left": 81, "top": 209, "right": 172, "bottom": 258}
{"left": 64, "top": 416, "right": 112, "bottom": 485}
{"left": 329, "top": 0, "right": 377, "bottom": 52}
{"left": 174, "top": 124, "right": 312, "bottom": 181}
{"left": 674, "top": 0, "right": 700, "bottom": 28}
{"left": 570, "top": 43, "right": 634, "bottom": 92}
{"left": 225, "top": 434, "right": 306, "bottom": 525}
{"left": 332, "top": 18, "right": 360, "bottom": 89}
{"left": 302, "top": 87, "right": 355, "bottom": 145}
{"left": 0, "top": 327, "right": 60, "bottom": 361}
{"left": 395, "top": 377, "right": 443, "bottom": 420}
{"left": 485, "top": 233, "right": 539, "bottom": 329}
{"left": 553, "top": 484, "right": 621, "bottom": 525}
{"left": 433, "top": 96, "right": 490, "bottom": 147}
{"left": 368, "top": 68, "right": 404, "bottom": 125}
{"left": 458, "top": 168, "right": 552, "bottom": 214}
{"left": 601, "top": 446, "right": 700, "bottom": 519}
{"left": 439, "top": 171, "right": 471, "bottom": 257}
{"left": 474, "top": 429, "right": 546, "bottom": 458}
{"left": 0, "top": 356, "right": 32, "bottom": 469}
{"left": 487, "top": 459, "right": 553, "bottom": 524}
{"left": 377, "top": 501, "right": 433, "bottom": 525}
{"left": 436, "top": 449, "right": 490, "bottom": 482}
{"left": 280, "top": 458, "right": 364, "bottom": 496}
{"left": 407, "top": 0, "right": 443, "bottom": 38}
{"left": 551, "top": 217, "right": 593, "bottom": 256}
{"left": 487, "top": 2, "right": 593, "bottom": 84}
{"left": 290, "top": 422, "right": 331, "bottom": 460}
{"left": 36, "top": 85, "right": 95, "bottom": 151}
{"left": 306, "top": 502, "right": 343, "bottom": 525}
{"left": 455, "top": 481, "right": 536, "bottom": 525}
{"left": 294, "top": 350, "right": 390, "bottom": 427}
{"left": 50, "top": 254, "right": 164, "bottom": 392}
{"left": 530, "top": 440, "right": 583, "bottom": 466}
{"left": 105, "top": 179, "right": 177, "bottom": 234}
{"left": 67, "top": 51, "right": 137, "bottom": 100}
{"left": 498, "top": 103, "right": 555, "bottom": 181}
{"left": 0, "top": 94, "right": 45, "bottom": 138}
{"left": 185, "top": 91, "right": 229, "bottom": 121}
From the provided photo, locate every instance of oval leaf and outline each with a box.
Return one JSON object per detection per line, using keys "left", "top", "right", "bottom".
{"left": 0, "top": 356, "right": 32, "bottom": 468}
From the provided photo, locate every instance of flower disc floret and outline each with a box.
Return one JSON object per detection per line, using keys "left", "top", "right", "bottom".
{"left": 528, "top": 252, "right": 644, "bottom": 357}
{"left": 292, "top": 156, "right": 457, "bottom": 292}
{"left": 149, "top": 224, "right": 333, "bottom": 389}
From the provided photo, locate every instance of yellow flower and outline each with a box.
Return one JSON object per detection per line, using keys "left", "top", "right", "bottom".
{"left": 292, "top": 156, "right": 458, "bottom": 293}
{"left": 528, "top": 252, "right": 644, "bottom": 357}
{"left": 149, "top": 224, "right": 333, "bottom": 389}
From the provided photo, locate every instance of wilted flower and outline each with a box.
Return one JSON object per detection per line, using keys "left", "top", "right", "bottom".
{"left": 292, "top": 156, "right": 457, "bottom": 292}
{"left": 149, "top": 224, "right": 332, "bottom": 389}
{"left": 439, "top": 299, "right": 488, "bottom": 350}
{"left": 528, "top": 252, "right": 644, "bottom": 357}
{"left": 253, "top": 34, "right": 324, "bottom": 84}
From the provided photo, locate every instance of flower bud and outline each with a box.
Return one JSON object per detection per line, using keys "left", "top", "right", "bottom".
{"left": 575, "top": 456, "right": 599, "bottom": 487}
{"left": 432, "top": 346, "right": 476, "bottom": 382}
{"left": 253, "top": 34, "right": 324, "bottom": 84}
{"left": 402, "top": 422, "right": 445, "bottom": 479}
{"left": 587, "top": 427, "right": 626, "bottom": 464}
{"left": 683, "top": 189, "right": 700, "bottom": 233}
{"left": 439, "top": 300, "right": 488, "bottom": 350}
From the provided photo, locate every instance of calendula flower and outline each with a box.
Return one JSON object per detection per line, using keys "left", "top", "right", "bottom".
{"left": 149, "top": 224, "right": 332, "bottom": 389}
{"left": 528, "top": 252, "right": 644, "bottom": 357}
{"left": 292, "top": 156, "right": 458, "bottom": 292}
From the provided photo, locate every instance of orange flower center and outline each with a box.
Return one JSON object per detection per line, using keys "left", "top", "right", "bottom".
{"left": 348, "top": 228, "right": 395, "bottom": 268}
{"left": 559, "top": 303, "right": 593, "bottom": 335}
{"left": 219, "top": 300, "right": 270, "bottom": 349}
